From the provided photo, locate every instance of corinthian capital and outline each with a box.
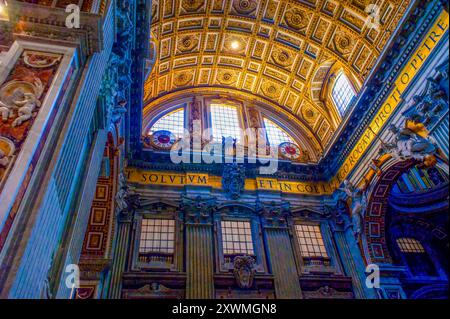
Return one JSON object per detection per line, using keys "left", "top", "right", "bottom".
{"left": 180, "top": 195, "right": 217, "bottom": 225}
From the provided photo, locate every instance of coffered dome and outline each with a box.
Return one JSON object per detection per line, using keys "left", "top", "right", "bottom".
{"left": 144, "top": 0, "right": 411, "bottom": 151}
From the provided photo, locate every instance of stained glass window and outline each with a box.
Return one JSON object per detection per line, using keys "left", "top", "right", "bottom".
{"left": 139, "top": 219, "right": 175, "bottom": 254}
{"left": 397, "top": 238, "right": 426, "bottom": 253}
{"left": 332, "top": 73, "right": 356, "bottom": 116}
{"left": 149, "top": 108, "right": 185, "bottom": 137}
{"left": 211, "top": 104, "right": 242, "bottom": 142}
{"left": 263, "top": 118, "right": 297, "bottom": 147}
{"left": 221, "top": 220, "right": 254, "bottom": 255}
{"left": 295, "top": 224, "right": 328, "bottom": 258}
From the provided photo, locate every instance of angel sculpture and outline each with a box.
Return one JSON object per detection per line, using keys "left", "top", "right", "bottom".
{"left": 12, "top": 90, "right": 42, "bottom": 127}
{"left": 0, "top": 88, "right": 23, "bottom": 121}
{"left": 338, "top": 180, "right": 367, "bottom": 241}
{"left": 379, "top": 124, "right": 439, "bottom": 167}
{"left": 0, "top": 148, "right": 9, "bottom": 167}
{"left": 0, "top": 79, "right": 43, "bottom": 127}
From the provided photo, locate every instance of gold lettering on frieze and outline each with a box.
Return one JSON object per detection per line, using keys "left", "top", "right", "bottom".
{"left": 125, "top": 169, "right": 330, "bottom": 195}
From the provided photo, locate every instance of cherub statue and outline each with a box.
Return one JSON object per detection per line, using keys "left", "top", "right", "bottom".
{"left": 338, "top": 180, "right": 367, "bottom": 241}
{"left": 0, "top": 88, "right": 23, "bottom": 121}
{"left": 0, "top": 79, "right": 43, "bottom": 126}
{"left": 12, "top": 90, "right": 41, "bottom": 127}
{"left": 0, "top": 148, "right": 9, "bottom": 167}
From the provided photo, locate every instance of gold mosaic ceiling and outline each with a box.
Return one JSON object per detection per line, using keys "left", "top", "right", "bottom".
{"left": 144, "top": 0, "right": 410, "bottom": 149}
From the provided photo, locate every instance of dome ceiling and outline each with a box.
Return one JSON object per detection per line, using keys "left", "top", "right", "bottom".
{"left": 144, "top": 0, "right": 410, "bottom": 149}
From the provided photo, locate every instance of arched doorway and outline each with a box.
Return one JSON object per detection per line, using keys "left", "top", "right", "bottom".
{"left": 363, "top": 160, "right": 449, "bottom": 299}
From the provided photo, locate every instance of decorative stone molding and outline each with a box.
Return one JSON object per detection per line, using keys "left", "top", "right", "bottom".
{"left": 115, "top": 172, "right": 140, "bottom": 221}
{"left": 3, "top": 1, "right": 109, "bottom": 58}
{"left": 222, "top": 163, "right": 245, "bottom": 200}
{"left": 324, "top": 200, "right": 348, "bottom": 231}
{"left": 256, "top": 200, "right": 290, "bottom": 228}
{"left": 180, "top": 195, "right": 217, "bottom": 225}
{"left": 233, "top": 255, "right": 256, "bottom": 289}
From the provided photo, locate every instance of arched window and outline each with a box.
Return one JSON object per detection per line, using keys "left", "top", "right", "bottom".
{"left": 211, "top": 104, "right": 242, "bottom": 142}
{"left": 397, "top": 238, "right": 425, "bottom": 253}
{"left": 149, "top": 108, "right": 185, "bottom": 138}
{"left": 396, "top": 238, "right": 437, "bottom": 277}
{"left": 263, "top": 117, "right": 297, "bottom": 147}
{"left": 332, "top": 73, "right": 356, "bottom": 116}
{"left": 393, "top": 166, "right": 449, "bottom": 194}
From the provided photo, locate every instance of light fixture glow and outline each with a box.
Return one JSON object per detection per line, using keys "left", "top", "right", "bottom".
{"left": 230, "top": 41, "right": 240, "bottom": 50}
{"left": 0, "top": 0, "right": 7, "bottom": 15}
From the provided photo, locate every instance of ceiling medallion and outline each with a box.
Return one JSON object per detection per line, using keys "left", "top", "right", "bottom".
{"left": 232, "top": 0, "right": 258, "bottom": 15}
{"left": 217, "top": 70, "right": 238, "bottom": 85}
{"left": 223, "top": 36, "right": 245, "bottom": 54}
{"left": 181, "top": 0, "right": 204, "bottom": 12}
{"left": 261, "top": 81, "right": 281, "bottom": 99}
{"left": 301, "top": 106, "right": 318, "bottom": 124}
{"left": 178, "top": 35, "right": 199, "bottom": 53}
{"left": 271, "top": 47, "right": 294, "bottom": 68}
{"left": 284, "top": 7, "right": 310, "bottom": 33}
{"left": 333, "top": 30, "right": 354, "bottom": 56}
{"left": 173, "top": 72, "right": 193, "bottom": 87}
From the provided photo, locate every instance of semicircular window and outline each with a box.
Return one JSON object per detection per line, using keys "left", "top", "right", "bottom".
{"left": 263, "top": 117, "right": 297, "bottom": 147}
{"left": 211, "top": 104, "right": 242, "bottom": 142}
{"left": 332, "top": 73, "right": 356, "bottom": 116}
{"left": 149, "top": 108, "right": 185, "bottom": 138}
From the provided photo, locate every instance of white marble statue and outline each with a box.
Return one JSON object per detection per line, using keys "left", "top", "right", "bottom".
{"left": 338, "top": 180, "right": 367, "bottom": 241}
{"left": 12, "top": 91, "right": 42, "bottom": 127}
{"left": 0, "top": 148, "right": 9, "bottom": 167}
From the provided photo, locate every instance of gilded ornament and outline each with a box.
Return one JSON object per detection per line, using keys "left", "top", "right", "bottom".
{"left": 178, "top": 35, "right": 199, "bottom": 52}
{"left": 181, "top": 0, "right": 204, "bottom": 12}
{"left": 261, "top": 81, "right": 281, "bottom": 99}
{"left": 284, "top": 7, "right": 310, "bottom": 32}
{"left": 217, "top": 70, "right": 238, "bottom": 85}
{"left": 333, "top": 30, "right": 354, "bottom": 55}
{"left": 173, "top": 72, "right": 193, "bottom": 87}
{"left": 232, "top": 0, "right": 258, "bottom": 15}
{"left": 271, "top": 47, "right": 293, "bottom": 68}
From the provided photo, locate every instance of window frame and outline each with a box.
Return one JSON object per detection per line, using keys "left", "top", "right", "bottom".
{"left": 132, "top": 212, "right": 182, "bottom": 272}
{"left": 206, "top": 100, "right": 245, "bottom": 143}
{"left": 394, "top": 237, "right": 440, "bottom": 278}
{"left": 262, "top": 116, "right": 299, "bottom": 148}
{"left": 220, "top": 220, "right": 255, "bottom": 257}
{"left": 294, "top": 223, "right": 329, "bottom": 259}
{"left": 214, "top": 210, "right": 267, "bottom": 274}
{"left": 148, "top": 107, "right": 187, "bottom": 138}
{"left": 291, "top": 219, "right": 338, "bottom": 274}
{"left": 331, "top": 72, "right": 357, "bottom": 117}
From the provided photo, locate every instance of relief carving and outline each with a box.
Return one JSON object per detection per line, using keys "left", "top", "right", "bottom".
{"left": 233, "top": 256, "right": 256, "bottom": 289}
{"left": 284, "top": 7, "right": 310, "bottom": 33}
{"left": 0, "top": 50, "right": 62, "bottom": 184}
{"left": 232, "top": 0, "right": 258, "bottom": 15}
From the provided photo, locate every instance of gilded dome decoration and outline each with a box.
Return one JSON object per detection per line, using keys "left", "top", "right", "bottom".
{"left": 271, "top": 46, "right": 295, "bottom": 68}
{"left": 177, "top": 35, "right": 199, "bottom": 53}
{"left": 145, "top": 0, "right": 412, "bottom": 152}
{"left": 181, "top": 0, "right": 205, "bottom": 13}
{"left": 284, "top": 7, "right": 311, "bottom": 34}
{"left": 173, "top": 72, "right": 194, "bottom": 87}
{"left": 217, "top": 70, "right": 239, "bottom": 85}
{"left": 232, "top": 0, "right": 258, "bottom": 15}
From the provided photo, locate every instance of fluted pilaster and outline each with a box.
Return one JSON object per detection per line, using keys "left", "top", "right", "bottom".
{"left": 265, "top": 227, "right": 302, "bottom": 299}
{"left": 107, "top": 215, "right": 132, "bottom": 299}
{"left": 186, "top": 224, "right": 214, "bottom": 299}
